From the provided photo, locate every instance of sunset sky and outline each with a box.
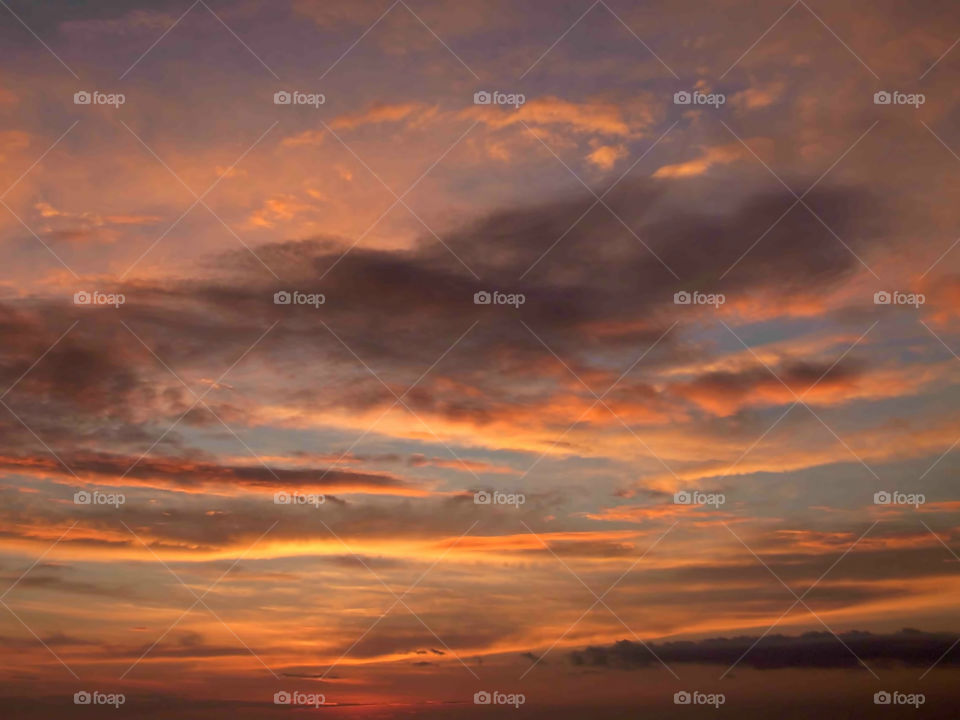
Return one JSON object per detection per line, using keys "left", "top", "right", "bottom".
{"left": 1, "top": 0, "right": 960, "bottom": 717}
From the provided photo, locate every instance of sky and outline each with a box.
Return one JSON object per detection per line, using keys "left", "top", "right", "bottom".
{"left": 1, "top": 0, "right": 959, "bottom": 717}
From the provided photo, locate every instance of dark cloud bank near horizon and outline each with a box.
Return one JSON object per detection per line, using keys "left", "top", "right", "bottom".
{"left": 569, "top": 628, "right": 960, "bottom": 670}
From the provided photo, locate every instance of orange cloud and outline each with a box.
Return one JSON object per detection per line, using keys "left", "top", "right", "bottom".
{"left": 731, "top": 81, "right": 786, "bottom": 110}
{"left": 465, "top": 96, "right": 634, "bottom": 136}
{"left": 330, "top": 101, "right": 435, "bottom": 131}
{"left": 282, "top": 103, "right": 436, "bottom": 148}
{"left": 652, "top": 143, "right": 746, "bottom": 178}
{"left": 246, "top": 194, "right": 322, "bottom": 228}
{"left": 668, "top": 360, "right": 957, "bottom": 417}
{"left": 586, "top": 143, "right": 627, "bottom": 169}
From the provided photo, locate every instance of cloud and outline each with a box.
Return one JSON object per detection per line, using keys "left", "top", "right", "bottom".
{"left": 246, "top": 194, "right": 323, "bottom": 228}
{"left": 281, "top": 103, "right": 435, "bottom": 147}
{"left": 0, "top": 450, "right": 424, "bottom": 496}
{"left": 652, "top": 143, "right": 747, "bottom": 178}
{"left": 33, "top": 202, "right": 162, "bottom": 238}
{"left": 58, "top": 9, "right": 176, "bottom": 36}
{"left": 0, "top": 173, "right": 908, "bottom": 479}
{"left": 330, "top": 102, "right": 435, "bottom": 131}
{"left": 731, "top": 81, "right": 786, "bottom": 111}
{"left": 586, "top": 144, "right": 627, "bottom": 169}
{"left": 464, "top": 96, "right": 636, "bottom": 136}
{"left": 407, "top": 453, "right": 519, "bottom": 474}
{"left": 569, "top": 629, "right": 960, "bottom": 670}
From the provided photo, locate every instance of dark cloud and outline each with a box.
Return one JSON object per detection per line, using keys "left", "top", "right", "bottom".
{"left": 569, "top": 628, "right": 960, "bottom": 670}
{"left": 280, "top": 671, "right": 341, "bottom": 680}
{"left": 0, "top": 178, "right": 898, "bottom": 474}
{"left": 670, "top": 358, "right": 867, "bottom": 414}
{"left": 0, "top": 449, "right": 418, "bottom": 493}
